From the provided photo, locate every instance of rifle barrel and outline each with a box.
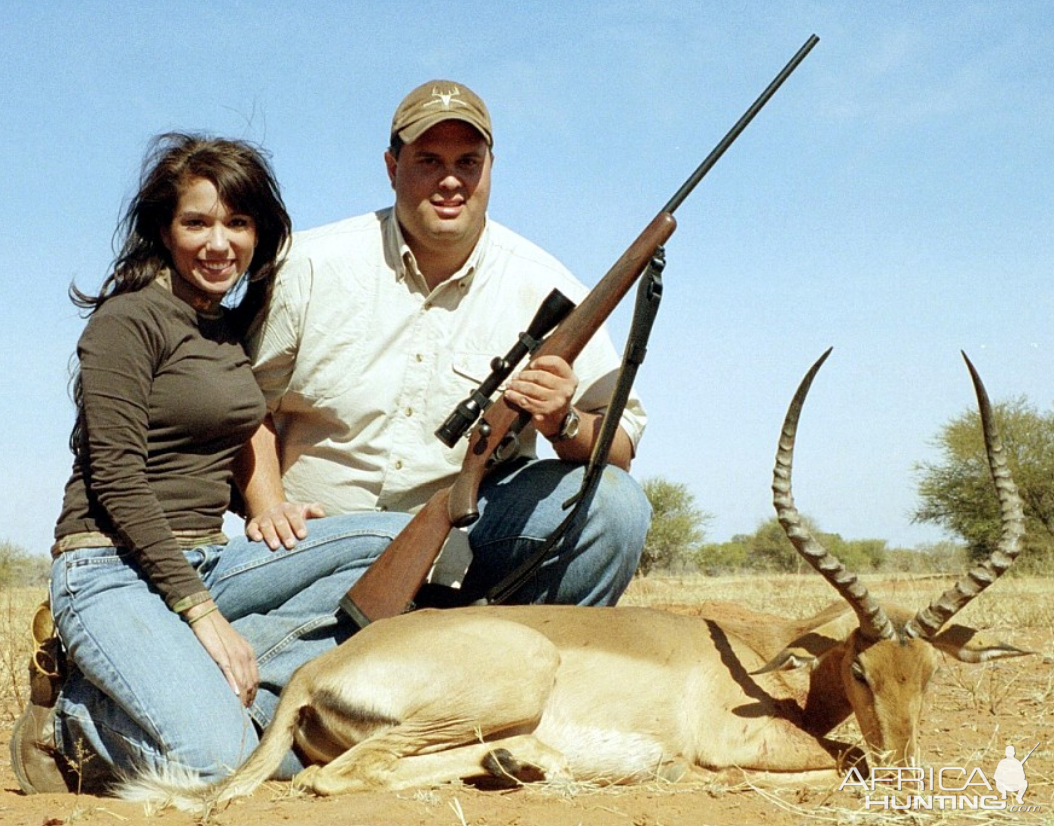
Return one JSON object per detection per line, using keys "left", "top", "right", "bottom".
{"left": 662, "top": 33, "right": 819, "bottom": 215}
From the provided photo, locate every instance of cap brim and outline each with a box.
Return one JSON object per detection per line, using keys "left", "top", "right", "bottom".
{"left": 397, "top": 113, "right": 492, "bottom": 146}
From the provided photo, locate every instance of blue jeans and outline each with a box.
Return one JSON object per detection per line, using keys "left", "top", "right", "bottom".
{"left": 466, "top": 458, "right": 649, "bottom": 605}
{"left": 50, "top": 512, "right": 409, "bottom": 786}
{"left": 50, "top": 459, "right": 648, "bottom": 786}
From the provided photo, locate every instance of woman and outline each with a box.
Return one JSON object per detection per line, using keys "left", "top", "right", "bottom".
{"left": 12, "top": 133, "right": 405, "bottom": 794}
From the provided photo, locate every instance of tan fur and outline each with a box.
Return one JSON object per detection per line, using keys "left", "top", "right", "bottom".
{"left": 124, "top": 595, "right": 1026, "bottom": 810}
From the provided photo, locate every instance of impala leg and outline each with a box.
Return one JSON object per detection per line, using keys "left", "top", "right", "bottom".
{"left": 389, "top": 734, "right": 571, "bottom": 790}
{"left": 293, "top": 718, "right": 475, "bottom": 795}
{"left": 295, "top": 628, "right": 564, "bottom": 795}
{"left": 294, "top": 725, "right": 571, "bottom": 795}
{"left": 696, "top": 766, "right": 848, "bottom": 789}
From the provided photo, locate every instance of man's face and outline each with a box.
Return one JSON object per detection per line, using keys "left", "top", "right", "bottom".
{"left": 386, "top": 120, "right": 492, "bottom": 267}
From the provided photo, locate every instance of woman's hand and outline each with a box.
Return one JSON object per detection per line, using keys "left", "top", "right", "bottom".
{"left": 185, "top": 600, "right": 259, "bottom": 707}
{"left": 246, "top": 501, "right": 326, "bottom": 550}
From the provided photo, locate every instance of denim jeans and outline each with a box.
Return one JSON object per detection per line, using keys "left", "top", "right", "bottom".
{"left": 49, "top": 458, "right": 649, "bottom": 785}
{"left": 466, "top": 458, "right": 650, "bottom": 605}
{"left": 50, "top": 512, "right": 409, "bottom": 786}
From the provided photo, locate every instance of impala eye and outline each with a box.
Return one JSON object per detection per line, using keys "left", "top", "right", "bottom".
{"left": 850, "top": 661, "right": 868, "bottom": 685}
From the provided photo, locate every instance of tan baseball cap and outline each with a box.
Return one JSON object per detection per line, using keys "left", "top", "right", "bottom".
{"left": 390, "top": 80, "right": 493, "bottom": 147}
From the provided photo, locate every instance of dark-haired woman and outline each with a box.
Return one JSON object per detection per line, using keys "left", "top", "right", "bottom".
{"left": 11, "top": 133, "right": 405, "bottom": 793}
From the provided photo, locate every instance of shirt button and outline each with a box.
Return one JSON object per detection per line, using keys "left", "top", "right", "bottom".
{"left": 405, "top": 407, "right": 413, "bottom": 417}
{"left": 415, "top": 353, "right": 423, "bottom": 362}
{"left": 395, "top": 460, "right": 403, "bottom": 470}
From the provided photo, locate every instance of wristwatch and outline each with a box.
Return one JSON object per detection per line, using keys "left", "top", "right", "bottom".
{"left": 551, "top": 408, "right": 581, "bottom": 442}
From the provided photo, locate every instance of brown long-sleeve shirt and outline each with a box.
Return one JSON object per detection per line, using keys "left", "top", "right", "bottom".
{"left": 54, "top": 281, "right": 266, "bottom": 609}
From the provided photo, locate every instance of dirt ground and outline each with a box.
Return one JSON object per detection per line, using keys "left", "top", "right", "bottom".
{"left": 2, "top": 576, "right": 1052, "bottom": 826}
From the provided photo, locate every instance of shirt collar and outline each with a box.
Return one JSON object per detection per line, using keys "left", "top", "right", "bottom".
{"left": 383, "top": 208, "right": 490, "bottom": 294}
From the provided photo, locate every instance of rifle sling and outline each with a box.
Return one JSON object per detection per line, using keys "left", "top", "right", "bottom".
{"left": 482, "top": 250, "right": 665, "bottom": 605}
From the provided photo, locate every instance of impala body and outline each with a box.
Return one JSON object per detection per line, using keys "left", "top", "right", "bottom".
{"left": 121, "top": 351, "right": 1029, "bottom": 808}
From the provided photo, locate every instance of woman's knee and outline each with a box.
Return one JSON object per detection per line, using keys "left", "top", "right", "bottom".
{"left": 168, "top": 713, "right": 260, "bottom": 779}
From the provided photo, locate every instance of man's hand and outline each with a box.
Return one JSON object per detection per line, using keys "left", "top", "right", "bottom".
{"left": 237, "top": 418, "right": 327, "bottom": 550}
{"left": 505, "top": 355, "right": 578, "bottom": 438}
{"left": 505, "top": 354, "right": 634, "bottom": 471}
{"left": 247, "top": 501, "right": 327, "bottom": 550}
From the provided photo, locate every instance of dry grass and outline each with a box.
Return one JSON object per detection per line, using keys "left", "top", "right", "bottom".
{"left": 624, "top": 572, "right": 1054, "bottom": 646}
{"left": 0, "top": 586, "right": 46, "bottom": 724}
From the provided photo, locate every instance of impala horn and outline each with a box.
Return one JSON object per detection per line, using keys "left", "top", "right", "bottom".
{"left": 904, "top": 353, "right": 1026, "bottom": 639}
{"left": 772, "top": 348, "right": 896, "bottom": 642}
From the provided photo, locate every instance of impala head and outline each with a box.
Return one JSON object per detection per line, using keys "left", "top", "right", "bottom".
{"left": 765, "top": 348, "right": 1030, "bottom": 766}
{"left": 835, "top": 619, "right": 938, "bottom": 764}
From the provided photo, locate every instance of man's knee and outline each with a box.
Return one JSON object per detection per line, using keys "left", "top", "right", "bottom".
{"left": 589, "top": 466, "right": 652, "bottom": 550}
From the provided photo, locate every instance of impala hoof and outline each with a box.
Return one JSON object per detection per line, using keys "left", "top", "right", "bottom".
{"left": 482, "top": 748, "right": 547, "bottom": 786}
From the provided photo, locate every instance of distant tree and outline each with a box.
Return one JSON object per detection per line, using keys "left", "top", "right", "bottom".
{"left": 826, "top": 536, "right": 887, "bottom": 573}
{"left": 695, "top": 538, "right": 749, "bottom": 575}
{"left": 744, "top": 517, "right": 803, "bottom": 573}
{"left": 0, "top": 539, "right": 50, "bottom": 587}
{"left": 917, "top": 540, "right": 971, "bottom": 573}
{"left": 913, "top": 397, "right": 1054, "bottom": 571}
{"left": 639, "top": 478, "right": 712, "bottom": 576}
{"left": 711, "top": 518, "right": 887, "bottom": 574}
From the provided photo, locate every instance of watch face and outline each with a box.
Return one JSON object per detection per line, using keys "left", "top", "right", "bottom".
{"left": 560, "top": 409, "right": 580, "bottom": 440}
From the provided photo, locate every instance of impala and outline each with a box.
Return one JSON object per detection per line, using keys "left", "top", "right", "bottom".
{"left": 122, "top": 349, "right": 1029, "bottom": 809}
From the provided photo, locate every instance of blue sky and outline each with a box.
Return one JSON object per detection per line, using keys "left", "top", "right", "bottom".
{"left": 2, "top": 1, "right": 1051, "bottom": 556}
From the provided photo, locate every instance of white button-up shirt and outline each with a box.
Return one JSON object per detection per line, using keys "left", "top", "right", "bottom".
{"left": 251, "top": 208, "right": 646, "bottom": 515}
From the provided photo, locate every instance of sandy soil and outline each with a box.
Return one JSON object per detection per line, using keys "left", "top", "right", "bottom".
{"left": 2, "top": 581, "right": 1052, "bottom": 826}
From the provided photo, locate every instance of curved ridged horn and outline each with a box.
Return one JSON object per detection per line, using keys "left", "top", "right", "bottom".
{"left": 772, "top": 348, "right": 896, "bottom": 642}
{"left": 904, "top": 353, "right": 1026, "bottom": 639}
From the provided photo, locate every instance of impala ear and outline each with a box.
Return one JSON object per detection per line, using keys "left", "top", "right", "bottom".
{"left": 928, "top": 624, "right": 1034, "bottom": 664}
{"left": 752, "top": 649, "right": 817, "bottom": 675}
{"left": 750, "top": 609, "right": 856, "bottom": 675}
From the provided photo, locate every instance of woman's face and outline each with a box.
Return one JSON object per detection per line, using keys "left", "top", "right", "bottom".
{"left": 162, "top": 176, "right": 257, "bottom": 310}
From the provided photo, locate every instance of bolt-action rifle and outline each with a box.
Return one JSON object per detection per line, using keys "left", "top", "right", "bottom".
{"left": 339, "top": 34, "right": 819, "bottom": 629}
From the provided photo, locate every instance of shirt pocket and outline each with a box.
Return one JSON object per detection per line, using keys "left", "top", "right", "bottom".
{"left": 433, "top": 350, "right": 503, "bottom": 466}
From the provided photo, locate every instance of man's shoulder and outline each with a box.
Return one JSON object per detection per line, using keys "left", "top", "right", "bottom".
{"left": 485, "top": 219, "right": 581, "bottom": 288}
{"left": 287, "top": 210, "right": 389, "bottom": 261}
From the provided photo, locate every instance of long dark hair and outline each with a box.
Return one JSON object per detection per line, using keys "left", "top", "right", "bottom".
{"left": 69, "top": 133, "right": 292, "bottom": 454}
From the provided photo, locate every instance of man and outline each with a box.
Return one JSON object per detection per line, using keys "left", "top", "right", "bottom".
{"left": 241, "top": 80, "right": 650, "bottom": 607}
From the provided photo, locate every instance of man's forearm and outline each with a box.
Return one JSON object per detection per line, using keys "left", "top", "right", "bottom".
{"left": 551, "top": 411, "right": 634, "bottom": 471}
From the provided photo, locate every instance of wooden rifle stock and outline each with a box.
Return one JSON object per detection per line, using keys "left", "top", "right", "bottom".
{"left": 340, "top": 216, "right": 675, "bottom": 627}
{"left": 338, "top": 488, "right": 451, "bottom": 627}
{"left": 341, "top": 34, "right": 819, "bottom": 627}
